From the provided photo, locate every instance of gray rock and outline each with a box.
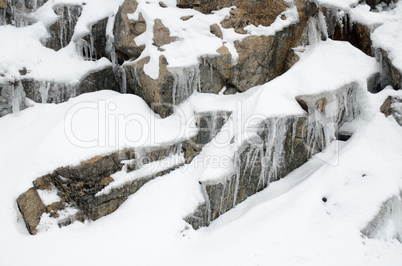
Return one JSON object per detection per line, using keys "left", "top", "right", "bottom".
{"left": 45, "top": 5, "right": 82, "bottom": 51}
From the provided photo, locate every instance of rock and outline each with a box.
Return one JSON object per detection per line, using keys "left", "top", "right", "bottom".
{"left": 324, "top": 8, "right": 372, "bottom": 56}
{"left": 113, "top": 0, "right": 146, "bottom": 63}
{"left": 159, "top": 1, "right": 167, "bottom": 8}
{"left": 125, "top": 55, "right": 200, "bottom": 117}
{"left": 80, "top": 17, "right": 109, "bottom": 61}
{"left": 180, "top": 15, "right": 193, "bottom": 21}
{"left": 45, "top": 5, "right": 83, "bottom": 51}
{"left": 77, "top": 66, "right": 120, "bottom": 95}
{"left": 153, "top": 19, "right": 177, "bottom": 48}
{"left": 0, "top": 0, "right": 6, "bottom": 9}
{"left": 380, "top": 96, "right": 402, "bottom": 126}
{"left": 376, "top": 49, "right": 402, "bottom": 91}
{"left": 17, "top": 188, "right": 46, "bottom": 235}
{"left": 33, "top": 174, "right": 54, "bottom": 190}
{"left": 209, "top": 23, "right": 222, "bottom": 39}
{"left": 182, "top": 111, "right": 231, "bottom": 163}
{"left": 186, "top": 83, "right": 361, "bottom": 228}
{"left": 364, "top": 0, "right": 396, "bottom": 10}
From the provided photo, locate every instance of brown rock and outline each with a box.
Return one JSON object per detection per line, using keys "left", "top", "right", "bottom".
{"left": 210, "top": 23, "right": 222, "bottom": 39}
{"left": 153, "top": 19, "right": 177, "bottom": 47}
{"left": 159, "top": 1, "right": 167, "bottom": 8}
{"left": 0, "top": 0, "right": 7, "bottom": 9}
{"left": 77, "top": 66, "right": 120, "bottom": 95}
{"left": 380, "top": 96, "right": 402, "bottom": 126}
{"left": 17, "top": 188, "right": 46, "bottom": 235}
{"left": 33, "top": 174, "right": 54, "bottom": 190}
{"left": 114, "top": 0, "right": 146, "bottom": 63}
{"left": 180, "top": 15, "right": 193, "bottom": 21}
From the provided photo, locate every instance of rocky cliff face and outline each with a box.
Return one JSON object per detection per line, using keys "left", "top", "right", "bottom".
{"left": 6, "top": 0, "right": 402, "bottom": 236}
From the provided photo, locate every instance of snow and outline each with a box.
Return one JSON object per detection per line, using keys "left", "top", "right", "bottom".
{"left": 0, "top": 0, "right": 402, "bottom": 265}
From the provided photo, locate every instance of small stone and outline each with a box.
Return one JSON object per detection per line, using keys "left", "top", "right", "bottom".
{"left": 322, "top": 197, "right": 328, "bottom": 203}
{"left": 180, "top": 15, "right": 193, "bottom": 21}
{"left": 159, "top": 1, "right": 167, "bottom": 8}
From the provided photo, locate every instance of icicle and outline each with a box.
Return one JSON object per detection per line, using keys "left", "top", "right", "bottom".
{"left": 318, "top": 10, "right": 328, "bottom": 40}
{"left": 0, "top": 8, "right": 6, "bottom": 26}
{"left": 120, "top": 67, "right": 127, "bottom": 94}
{"left": 11, "top": 80, "right": 24, "bottom": 113}
{"left": 39, "top": 81, "right": 49, "bottom": 103}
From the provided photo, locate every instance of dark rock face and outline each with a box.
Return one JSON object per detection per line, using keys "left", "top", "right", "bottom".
{"left": 77, "top": 67, "right": 120, "bottom": 95}
{"left": 80, "top": 18, "right": 109, "bottom": 61}
{"left": 364, "top": 0, "right": 397, "bottom": 10}
{"left": 380, "top": 96, "right": 402, "bottom": 126}
{"left": 324, "top": 8, "right": 373, "bottom": 56}
{"left": 17, "top": 188, "right": 46, "bottom": 235}
{"left": 45, "top": 5, "right": 83, "bottom": 51}
{"left": 186, "top": 83, "right": 361, "bottom": 229}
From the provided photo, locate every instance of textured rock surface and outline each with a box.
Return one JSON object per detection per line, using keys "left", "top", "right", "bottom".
{"left": 324, "top": 8, "right": 373, "bottom": 56}
{"left": 17, "top": 188, "right": 46, "bottom": 235}
{"left": 380, "top": 95, "right": 402, "bottom": 126}
{"left": 153, "top": 19, "right": 177, "bottom": 48}
{"left": 113, "top": 0, "right": 145, "bottom": 63}
{"left": 125, "top": 56, "right": 199, "bottom": 117}
{"left": 186, "top": 83, "right": 361, "bottom": 229}
{"left": 177, "top": 0, "right": 288, "bottom": 34}
{"left": 80, "top": 18, "right": 109, "bottom": 61}
{"left": 45, "top": 5, "right": 83, "bottom": 51}
{"left": 182, "top": 111, "right": 231, "bottom": 163}
{"left": 77, "top": 67, "right": 120, "bottom": 95}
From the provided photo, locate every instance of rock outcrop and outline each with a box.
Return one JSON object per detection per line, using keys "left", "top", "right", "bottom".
{"left": 186, "top": 83, "right": 361, "bottom": 229}
{"left": 17, "top": 111, "right": 230, "bottom": 233}
{"left": 113, "top": 0, "right": 146, "bottom": 64}
{"left": 45, "top": 4, "right": 83, "bottom": 51}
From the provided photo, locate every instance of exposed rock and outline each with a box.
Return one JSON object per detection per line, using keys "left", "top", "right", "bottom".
{"left": 77, "top": 66, "right": 120, "bottom": 95}
{"left": 0, "top": 80, "right": 27, "bottom": 117}
{"left": 180, "top": 15, "right": 193, "bottom": 21}
{"left": 380, "top": 96, "right": 402, "bottom": 126}
{"left": 80, "top": 17, "right": 109, "bottom": 61}
{"left": 153, "top": 19, "right": 177, "bottom": 48}
{"left": 125, "top": 55, "right": 200, "bottom": 118}
{"left": 45, "top": 5, "right": 83, "bottom": 51}
{"left": 17, "top": 188, "right": 46, "bottom": 235}
{"left": 323, "top": 8, "right": 373, "bottom": 56}
{"left": 114, "top": 0, "right": 146, "bottom": 63}
{"left": 376, "top": 49, "right": 402, "bottom": 91}
{"left": 182, "top": 111, "right": 231, "bottom": 163}
{"left": 186, "top": 83, "right": 361, "bottom": 229}
{"left": 33, "top": 174, "right": 54, "bottom": 191}
{"left": 364, "top": 0, "right": 397, "bottom": 10}
{"left": 159, "top": 1, "right": 167, "bottom": 8}
{"left": 209, "top": 23, "right": 222, "bottom": 39}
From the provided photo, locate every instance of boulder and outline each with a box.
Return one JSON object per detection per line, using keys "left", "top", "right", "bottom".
{"left": 113, "top": 0, "right": 146, "bottom": 63}
{"left": 17, "top": 188, "right": 46, "bottom": 235}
